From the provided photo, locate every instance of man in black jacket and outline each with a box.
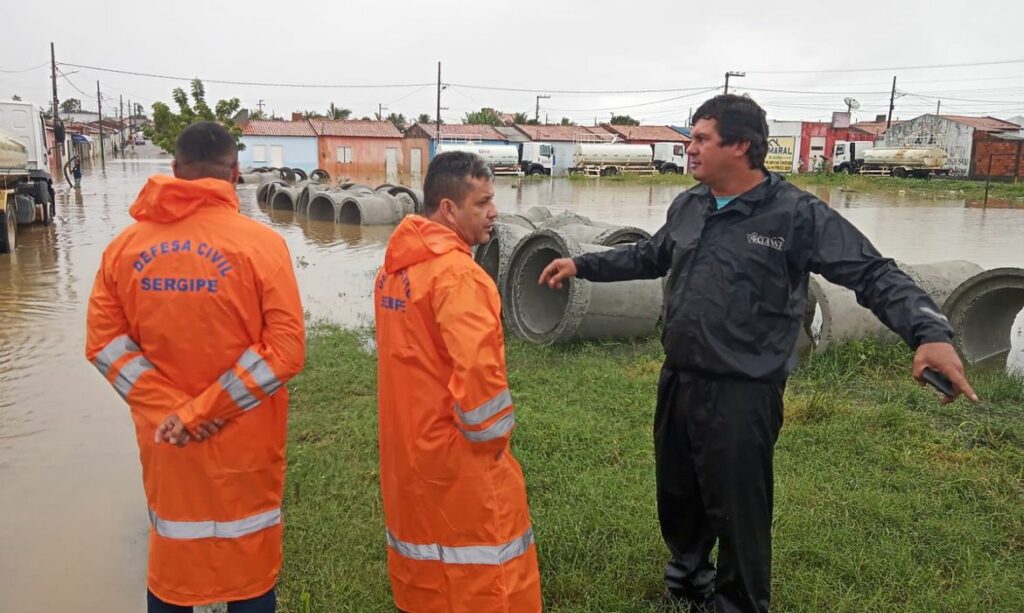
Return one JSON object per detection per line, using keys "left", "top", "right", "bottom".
{"left": 539, "top": 94, "right": 977, "bottom": 613}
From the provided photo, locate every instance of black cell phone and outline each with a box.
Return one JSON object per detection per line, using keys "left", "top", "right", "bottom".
{"left": 922, "top": 367, "right": 955, "bottom": 398}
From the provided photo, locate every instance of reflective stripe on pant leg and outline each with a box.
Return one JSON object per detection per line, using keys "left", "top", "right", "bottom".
{"left": 386, "top": 526, "right": 534, "bottom": 565}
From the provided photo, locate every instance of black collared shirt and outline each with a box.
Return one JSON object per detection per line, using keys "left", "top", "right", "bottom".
{"left": 573, "top": 173, "right": 953, "bottom": 381}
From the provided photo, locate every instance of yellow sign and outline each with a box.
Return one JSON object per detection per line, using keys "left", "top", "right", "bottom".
{"left": 765, "top": 136, "right": 796, "bottom": 173}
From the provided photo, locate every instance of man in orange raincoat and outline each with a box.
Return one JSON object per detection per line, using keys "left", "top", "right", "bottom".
{"left": 375, "top": 151, "right": 542, "bottom": 612}
{"left": 85, "top": 122, "right": 305, "bottom": 612}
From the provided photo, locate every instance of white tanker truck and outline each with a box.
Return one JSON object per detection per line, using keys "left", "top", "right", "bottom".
{"left": 846, "top": 144, "right": 951, "bottom": 178}
{"left": 435, "top": 142, "right": 523, "bottom": 175}
{"left": 1, "top": 101, "right": 56, "bottom": 254}
{"left": 568, "top": 143, "right": 655, "bottom": 176}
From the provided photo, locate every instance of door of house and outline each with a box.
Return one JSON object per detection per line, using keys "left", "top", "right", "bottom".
{"left": 410, "top": 148, "right": 422, "bottom": 181}
{"left": 386, "top": 148, "right": 398, "bottom": 183}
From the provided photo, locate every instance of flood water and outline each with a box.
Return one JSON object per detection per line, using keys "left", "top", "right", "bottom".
{"left": 1, "top": 155, "right": 1022, "bottom": 611}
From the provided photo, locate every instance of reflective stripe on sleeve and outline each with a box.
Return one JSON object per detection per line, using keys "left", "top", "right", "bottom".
{"left": 386, "top": 526, "right": 534, "bottom": 565}
{"left": 456, "top": 388, "right": 512, "bottom": 426}
{"left": 458, "top": 411, "right": 515, "bottom": 443}
{"left": 219, "top": 370, "right": 261, "bottom": 411}
{"left": 93, "top": 334, "right": 141, "bottom": 377}
{"left": 239, "top": 349, "right": 283, "bottom": 397}
{"left": 112, "top": 355, "right": 153, "bottom": 400}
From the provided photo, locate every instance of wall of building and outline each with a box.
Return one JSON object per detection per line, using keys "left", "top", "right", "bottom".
{"left": 971, "top": 134, "right": 1024, "bottom": 180}
{"left": 317, "top": 135, "right": 404, "bottom": 184}
{"left": 401, "top": 138, "right": 429, "bottom": 185}
{"left": 884, "top": 116, "right": 975, "bottom": 176}
{"left": 239, "top": 136, "right": 318, "bottom": 171}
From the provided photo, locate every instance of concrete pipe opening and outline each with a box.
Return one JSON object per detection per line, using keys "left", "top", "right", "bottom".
{"left": 270, "top": 187, "right": 298, "bottom": 211}
{"left": 257, "top": 181, "right": 283, "bottom": 204}
{"left": 505, "top": 229, "right": 662, "bottom": 344}
{"left": 539, "top": 212, "right": 651, "bottom": 247}
{"left": 803, "top": 260, "right": 984, "bottom": 353}
{"left": 338, "top": 199, "right": 363, "bottom": 225}
{"left": 944, "top": 268, "right": 1024, "bottom": 370}
{"left": 307, "top": 194, "right": 338, "bottom": 222}
{"left": 297, "top": 184, "right": 327, "bottom": 215}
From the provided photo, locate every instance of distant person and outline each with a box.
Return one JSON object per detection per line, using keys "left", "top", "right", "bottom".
{"left": 72, "top": 159, "right": 82, "bottom": 189}
{"left": 374, "top": 151, "right": 542, "bottom": 612}
{"left": 539, "top": 94, "right": 977, "bottom": 613}
{"left": 85, "top": 121, "right": 306, "bottom": 612}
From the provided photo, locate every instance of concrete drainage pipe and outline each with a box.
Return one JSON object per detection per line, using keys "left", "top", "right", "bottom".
{"left": 337, "top": 193, "right": 413, "bottom": 225}
{"left": 306, "top": 192, "right": 342, "bottom": 222}
{"left": 474, "top": 218, "right": 536, "bottom": 287}
{"left": 270, "top": 186, "right": 300, "bottom": 211}
{"left": 804, "top": 260, "right": 983, "bottom": 352}
{"left": 504, "top": 229, "right": 663, "bottom": 344}
{"left": 943, "top": 268, "right": 1024, "bottom": 368}
{"left": 521, "top": 206, "right": 552, "bottom": 225}
{"left": 297, "top": 183, "right": 331, "bottom": 216}
{"left": 539, "top": 212, "right": 651, "bottom": 246}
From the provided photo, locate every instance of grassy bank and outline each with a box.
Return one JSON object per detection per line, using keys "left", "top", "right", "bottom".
{"left": 562, "top": 172, "right": 1024, "bottom": 202}
{"left": 279, "top": 327, "right": 1023, "bottom": 612}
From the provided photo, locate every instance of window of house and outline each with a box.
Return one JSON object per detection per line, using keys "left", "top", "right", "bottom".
{"left": 336, "top": 146, "right": 354, "bottom": 163}
{"left": 252, "top": 145, "right": 266, "bottom": 162}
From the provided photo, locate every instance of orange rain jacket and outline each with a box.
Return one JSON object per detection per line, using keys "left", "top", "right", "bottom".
{"left": 85, "top": 175, "right": 305, "bottom": 606}
{"left": 375, "top": 215, "right": 542, "bottom": 613}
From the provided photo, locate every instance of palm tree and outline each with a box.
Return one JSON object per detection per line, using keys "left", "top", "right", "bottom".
{"left": 416, "top": 113, "right": 432, "bottom": 124}
{"left": 386, "top": 113, "right": 408, "bottom": 131}
{"left": 512, "top": 112, "right": 529, "bottom": 124}
{"left": 326, "top": 103, "right": 352, "bottom": 120}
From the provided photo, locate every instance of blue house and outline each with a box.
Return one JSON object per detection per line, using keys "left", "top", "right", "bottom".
{"left": 238, "top": 120, "right": 318, "bottom": 171}
{"left": 404, "top": 123, "right": 508, "bottom": 159}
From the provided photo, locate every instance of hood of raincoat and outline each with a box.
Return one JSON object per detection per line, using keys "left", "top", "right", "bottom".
{"left": 129, "top": 174, "right": 239, "bottom": 223}
{"left": 384, "top": 215, "right": 471, "bottom": 274}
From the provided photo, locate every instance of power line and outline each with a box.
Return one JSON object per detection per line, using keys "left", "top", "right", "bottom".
{"left": 747, "top": 58, "right": 1024, "bottom": 74}
{"left": 58, "top": 62, "right": 432, "bottom": 89}
{"left": 0, "top": 61, "right": 49, "bottom": 74}
{"left": 449, "top": 83, "right": 720, "bottom": 95}
{"left": 545, "top": 87, "right": 722, "bottom": 112}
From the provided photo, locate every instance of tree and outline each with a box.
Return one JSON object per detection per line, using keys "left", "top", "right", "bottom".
{"left": 359, "top": 116, "right": 372, "bottom": 121}
{"left": 249, "top": 109, "right": 267, "bottom": 120}
{"left": 385, "top": 112, "right": 408, "bottom": 131}
{"left": 60, "top": 98, "right": 82, "bottom": 113}
{"left": 326, "top": 103, "right": 351, "bottom": 120}
{"left": 512, "top": 112, "right": 529, "bottom": 124}
{"left": 301, "top": 110, "right": 323, "bottom": 119}
{"left": 610, "top": 114, "right": 640, "bottom": 126}
{"left": 416, "top": 113, "right": 432, "bottom": 124}
{"left": 463, "top": 107, "right": 503, "bottom": 126}
{"left": 147, "top": 78, "right": 243, "bottom": 154}
{"left": 11, "top": 95, "right": 21, "bottom": 101}
{"left": 133, "top": 103, "right": 144, "bottom": 118}
{"left": 559, "top": 117, "right": 576, "bottom": 126}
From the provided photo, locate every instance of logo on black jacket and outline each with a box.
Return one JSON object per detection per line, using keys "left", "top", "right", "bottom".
{"left": 746, "top": 232, "right": 786, "bottom": 251}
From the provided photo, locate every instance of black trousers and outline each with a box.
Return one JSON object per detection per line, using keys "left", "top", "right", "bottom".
{"left": 655, "top": 367, "right": 784, "bottom": 613}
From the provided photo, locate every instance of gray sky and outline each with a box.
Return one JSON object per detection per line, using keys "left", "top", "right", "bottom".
{"left": 3, "top": 0, "right": 1023, "bottom": 125}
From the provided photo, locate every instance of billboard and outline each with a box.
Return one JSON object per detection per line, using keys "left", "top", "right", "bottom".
{"left": 765, "top": 136, "right": 796, "bottom": 173}
{"left": 832, "top": 111, "right": 851, "bottom": 128}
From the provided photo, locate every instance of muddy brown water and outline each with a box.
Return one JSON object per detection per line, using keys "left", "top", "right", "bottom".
{"left": 1, "top": 157, "right": 1022, "bottom": 611}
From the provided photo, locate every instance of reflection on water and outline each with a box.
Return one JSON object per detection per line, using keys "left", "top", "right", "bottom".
{"left": 1, "top": 166, "right": 1022, "bottom": 610}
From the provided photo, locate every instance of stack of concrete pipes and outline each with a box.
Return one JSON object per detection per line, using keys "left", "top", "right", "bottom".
{"left": 239, "top": 167, "right": 331, "bottom": 186}
{"left": 481, "top": 207, "right": 1024, "bottom": 367}
{"left": 255, "top": 175, "right": 424, "bottom": 226}
{"left": 805, "top": 264, "right": 1024, "bottom": 369}
{"left": 475, "top": 207, "right": 664, "bottom": 344}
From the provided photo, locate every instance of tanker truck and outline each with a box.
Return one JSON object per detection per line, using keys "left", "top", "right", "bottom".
{"left": 568, "top": 143, "right": 655, "bottom": 176}
{"left": 855, "top": 146, "right": 951, "bottom": 178}
{"left": 435, "top": 142, "right": 523, "bottom": 175}
{"left": 1, "top": 101, "right": 56, "bottom": 254}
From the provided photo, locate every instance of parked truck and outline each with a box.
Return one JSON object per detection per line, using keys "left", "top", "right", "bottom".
{"left": 0, "top": 101, "right": 55, "bottom": 254}
{"left": 569, "top": 143, "right": 655, "bottom": 176}
{"left": 831, "top": 140, "right": 876, "bottom": 174}
{"left": 435, "top": 142, "right": 523, "bottom": 175}
{"left": 518, "top": 142, "right": 554, "bottom": 176}
{"left": 652, "top": 142, "right": 687, "bottom": 174}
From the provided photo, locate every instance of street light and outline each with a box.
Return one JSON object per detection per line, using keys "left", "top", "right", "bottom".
{"left": 724, "top": 71, "right": 746, "bottom": 95}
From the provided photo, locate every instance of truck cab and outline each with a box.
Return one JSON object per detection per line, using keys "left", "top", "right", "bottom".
{"left": 0, "top": 101, "right": 56, "bottom": 253}
{"left": 832, "top": 139, "right": 875, "bottom": 173}
{"left": 520, "top": 142, "right": 553, "bottom": 175}
{"left": 652, "top": 142, "right": 687, "bottom": 174}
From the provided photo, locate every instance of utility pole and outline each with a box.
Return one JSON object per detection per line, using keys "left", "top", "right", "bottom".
{"left": 119, "top": 95, "right": 124, "bottom": 155}
{"left": 724, "top": 71, "right": 745, "bottom": 95}
{"left": 886, "top": 75, "right": 897, "bottom": 130}
{"left": 687, "top": 107, "right": 693, "bottom": 126}
{"left": 936, "top": 100, "right": 941, "bottom": 115}
{"left": 97, "top": 81, "right": 105, "bottom": 170}
{"left": 436, "top": 61, "right": 442, "bottom": 141}
{"left": 50, "top": 42, "right": 63, "bottom": 171}
{"left": 535, "top": 94, "right": 550, "bottom": 123}
{"left": 378, "top": 103, "right": 388, "bottom": 121}
{"left": 256, "top": 99, "right": 265, "bottom": 116}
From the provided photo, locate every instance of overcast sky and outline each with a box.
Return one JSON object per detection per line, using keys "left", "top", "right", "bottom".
{"left": 2, "top": 0, "right": 1022, "bottom": 126}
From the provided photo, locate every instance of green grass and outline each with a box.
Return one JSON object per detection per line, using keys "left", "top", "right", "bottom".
{"left": 279, "top": 328, "right": 1023, "bottom": 612}
{"left": 562, "top": 171, "right": 1024, "bottom": 202}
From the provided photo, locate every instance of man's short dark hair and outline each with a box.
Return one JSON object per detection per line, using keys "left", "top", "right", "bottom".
{"left": 692, "top": 95, "right": 769, "bottom": 170}
{"left": 175, "top": 121, "right": 237, "bottom": 172}
{"left": 422, "top": 151, "right": 493, "bottom": 216}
